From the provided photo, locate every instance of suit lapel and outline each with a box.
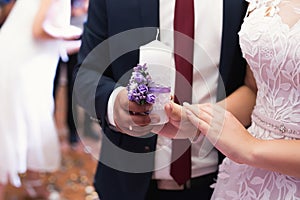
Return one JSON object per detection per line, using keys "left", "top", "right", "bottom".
{"left": 217, "top": 0, "right": 248, "bottom": 100}
{"left": 138, "top": 0, "right": 159, "bottom": 27}
{"left": 135, "top": 0, "right": 159, "bottom": 47}
{"left": 219, "top": 0, "right": 233, "bottom": 85}
{"left": 219, "top": 0, "right": 247, "bottom": 83}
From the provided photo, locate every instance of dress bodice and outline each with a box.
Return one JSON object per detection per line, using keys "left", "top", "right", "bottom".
{"left": 211, "top": 2, "right": 300, "bottom": 199}
{"left": 239, "top": 0, "right": 300, "bottom": 139}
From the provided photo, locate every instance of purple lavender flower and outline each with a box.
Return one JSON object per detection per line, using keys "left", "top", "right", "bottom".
{"left": 127, "top": 90, "right": 135, "bottom": 101}
{"left": 134, "top": 72, "right": 146, "bottom": 83}
{"left": 137, "top": 84, "right": 148, "bottom": 94}
{"left": 146, "top": 93, "right": 156, "bottom": 104}
{"left": 127, "top": 63, "right": 156, "bottom": 105}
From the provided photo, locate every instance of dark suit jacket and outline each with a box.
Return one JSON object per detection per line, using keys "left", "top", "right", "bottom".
{"left": 74, "top": 0, "right": 248, "bottom": 199}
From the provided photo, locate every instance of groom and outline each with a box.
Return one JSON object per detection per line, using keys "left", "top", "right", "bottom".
{"left": 73, "top": 0, "right": 248, "bottom": 199}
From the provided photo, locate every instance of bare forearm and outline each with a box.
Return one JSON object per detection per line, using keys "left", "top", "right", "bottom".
{"left": 246, "top": 139, "right": 300, "bottom": 178}
{"left": 32, "top": 0, "right": 54, "bottom": 39}
{"left": 222, "top": 130, "right": 300, "bottom": 178}
{"left": 185, "top": 99, "right": 300, "bottom": 178}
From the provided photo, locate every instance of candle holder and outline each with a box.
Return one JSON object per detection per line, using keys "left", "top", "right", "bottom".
{"left": 149, "top": 84, "right": 171, "bottom": 125}
{"left": 127, "top": 63, "right": 171, "bottom": 125}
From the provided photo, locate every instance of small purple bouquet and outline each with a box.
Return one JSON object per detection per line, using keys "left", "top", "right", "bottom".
{"left": 127, "top": 63, "right": 156, "bottom": 105}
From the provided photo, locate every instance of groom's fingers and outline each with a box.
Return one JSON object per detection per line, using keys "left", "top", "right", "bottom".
{"left": 152, "top": 122, "right": 178, "bottom": 138}
{"left": 165, "top": 102, "right": 182, "bottom": 122}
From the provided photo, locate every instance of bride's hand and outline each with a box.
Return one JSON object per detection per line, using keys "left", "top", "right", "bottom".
{"left": 183, "top": 102, "right": 256, "bottom": 163}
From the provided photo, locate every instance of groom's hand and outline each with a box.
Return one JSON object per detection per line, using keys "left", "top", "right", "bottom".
{"left": 113, "top": 88, "right": 159, "bottom": 137}
{"left": 153, "top": 102, "right": 199, "bottom": 140}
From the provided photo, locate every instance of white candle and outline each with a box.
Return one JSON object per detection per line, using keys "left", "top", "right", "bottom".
{"left": 139, "top": 39, "right": 175, "bottom": 125}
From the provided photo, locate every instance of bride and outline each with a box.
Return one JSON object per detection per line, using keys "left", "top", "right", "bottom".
{"left": 158, "top": 0, "right": 300, "bottom": 199}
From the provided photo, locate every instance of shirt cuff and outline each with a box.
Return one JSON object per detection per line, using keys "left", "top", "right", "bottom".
{"left": 107, "top": 86, "right": 125, "bottom": 126}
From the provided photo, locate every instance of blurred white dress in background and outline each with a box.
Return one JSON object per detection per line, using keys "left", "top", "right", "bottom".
{"left": 0, "top": 0, "right": 81, "bottom": 187}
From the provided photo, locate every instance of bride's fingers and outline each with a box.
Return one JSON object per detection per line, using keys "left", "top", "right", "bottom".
{"left": 183, "top": 102, "right": 212, "bottom": 124}
{"left": 195, "top": 103, "right": 226, "bottom": 125}
{"left": 185, "top": 109, "right": 209, "bottom": 135}
{"left": 182, "top": 102, "right": 199, "bottom": 114}
{"left": 200, "top": 103, "right": 224, "bottom": 116}
{"left": 183, "top": 102, "right": 214, "bottom": 116}
{"left": 206, "top": 104, "right": 227, "bottom": 126}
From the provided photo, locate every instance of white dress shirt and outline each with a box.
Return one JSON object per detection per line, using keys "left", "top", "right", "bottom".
{"left": 107, "top": 0, "right": 223, "bottom": 180}
{"left": 153, "top": 0, "right": 222, "bottom": 180}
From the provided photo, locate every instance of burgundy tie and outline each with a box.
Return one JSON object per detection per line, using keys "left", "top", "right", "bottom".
{"left": 170, "top": 0, "right": 194, "bottom": 185}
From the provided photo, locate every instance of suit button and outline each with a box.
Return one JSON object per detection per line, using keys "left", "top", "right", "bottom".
{"left": 144, "top": 146, "right": 150, "bottom": 152}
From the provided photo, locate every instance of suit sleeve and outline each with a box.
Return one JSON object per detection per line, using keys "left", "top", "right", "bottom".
{"left": 73, "top": 0, "right": 115, "bottom": 128}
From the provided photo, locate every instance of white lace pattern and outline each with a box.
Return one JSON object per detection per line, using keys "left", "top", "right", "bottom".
{"left": 211, "top": 0, "right": 300, "bottom": 199}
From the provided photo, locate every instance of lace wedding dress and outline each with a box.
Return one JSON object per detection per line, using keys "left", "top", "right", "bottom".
{"left": 0, "top": 0, "right": 81, "bottom": 187}
{"left": 211, "top": 0, "right": 300, "bottom": 199}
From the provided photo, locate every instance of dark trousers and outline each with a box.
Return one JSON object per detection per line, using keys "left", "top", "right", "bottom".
{"left": 53, "top": 54, "right": 99, "bottom": 144}
{"left": 53, "top": 54, "right": 79, "bottom": 144}
{"left": 146, "top": 172, "right": 217, "bottom": 200}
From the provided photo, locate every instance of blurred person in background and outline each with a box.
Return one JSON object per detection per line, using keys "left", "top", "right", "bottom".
{"left": 0, "top": 0, "right": 81, "bottom": 199}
